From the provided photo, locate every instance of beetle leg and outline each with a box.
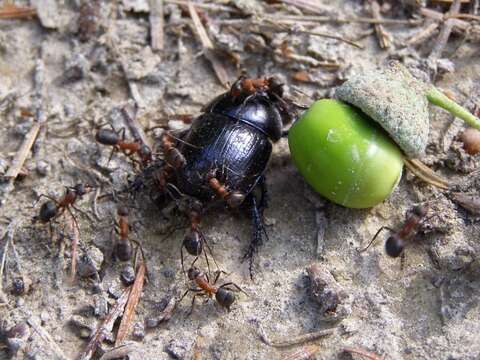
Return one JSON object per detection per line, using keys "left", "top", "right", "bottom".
{"left": 241, "top": 190, "right": 269, "bottom": 280}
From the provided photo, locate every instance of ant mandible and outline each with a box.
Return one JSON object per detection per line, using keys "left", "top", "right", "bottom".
{"left": 360, "top": 205, "right": 430, "bottom": 257}
{"left": 179, "top": 267, "right": 247, "bottom": 313}
{"left": 95, "top": 127, "right": 152, "bottom": 166}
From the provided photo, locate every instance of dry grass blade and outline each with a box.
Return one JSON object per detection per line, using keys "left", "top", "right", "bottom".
{"left": 70, "top": 214, "right": 79, "bottom": 282}
{"left": 403, "top": 159, "right": 450, "bottom": 190}
{"left": 150, "top": 0, "right": 164, "bottom": 51}
{"left": 258, "top": 324, "right": 335, "bottom": 348}
{"left": 99, "top": 343, "right": 137, "bottom": 360}
{"left": 4, "top": 122, "right": 41, "bottom": 180}
{"left": 0, "top": 3, "right": 36, "bottom": 19}
{"left": 0, "top": 221, "right": 17, "bottom": 304}
{"left": 78, "top": 287, "right": 132, "bottom": 360}
{"left": 343, "top": 346, "right": 386, "bottom": 360}
{"left": 115, "top": 262, "right": 146, "bottom": 346}
{"left": 451, "top": 192, "right": 480, "bottom": 215}
{"left": 281, "top": 0, "right": 332, "bottom": 15}
{"left": 281, "top": 345, "right": 320, "bottom": 360}
{"left": 188, "top": 2, "right": 229, "bottom": 88}
{"left": 27, "top": 318, "right": 69, "bottom": 360}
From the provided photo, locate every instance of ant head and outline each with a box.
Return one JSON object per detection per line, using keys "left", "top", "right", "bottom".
{"left": 412, "top": 206, "right": 427, "bottom": 218}
{"left": 183, "top": 231, "right": 202, "bottom": 256}
{"left": 39, "top": 201, "right": 58, "bottom": 222}
{"left": 139, "top": 144, "right": 152, "bottom": 161}
{"left": 95, "top": 128, "right": 119, "bottom": 145}
{"left": 215, "top": 288, "right": 235, "bottom": 310}
{"left": 117, "top": 206, "right": 129, "bottom": 217}
{"left": 385, "top": 236, "right": 404, "bottom": 258}
{"left": 187, "top": 267, "right": 201, "bottom": 281}
{"left": 74, "top": 184, "right": 92, "bottom": 196}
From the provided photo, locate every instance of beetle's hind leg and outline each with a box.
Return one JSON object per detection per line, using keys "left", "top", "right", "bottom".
{"left": 241, "top": 176, "right": 269, "bottom": 280}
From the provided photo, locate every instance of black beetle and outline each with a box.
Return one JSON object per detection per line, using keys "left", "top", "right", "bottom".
{"left": 120, "top": 77, "right": 294, "bottom": 277}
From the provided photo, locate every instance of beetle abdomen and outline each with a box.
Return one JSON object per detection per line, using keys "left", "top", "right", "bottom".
{"left": 175, "top": 113, "right": 272, "bottom": 201}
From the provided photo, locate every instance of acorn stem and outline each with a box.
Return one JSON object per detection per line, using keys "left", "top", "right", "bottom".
{"left": 426, "top": 87, "right": 480, "bottom": 130}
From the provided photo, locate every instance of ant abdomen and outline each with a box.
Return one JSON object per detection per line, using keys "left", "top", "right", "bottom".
{"left": 215, "top": 287, "right": 235, "bottom": 310}
{"left": 39, "top": 201, "right": 58, "bottom": 222}
{"left": 115, "top": 240, "right": 132, "bottom": 261}
{"left": 96, "top": 129, "right": 119, "bottom": 146}
{"left": 385, "top": 235, "right": 404, "bottom": 258}
{"left": 183, "top": 231, "right": 202, "bottom": 256}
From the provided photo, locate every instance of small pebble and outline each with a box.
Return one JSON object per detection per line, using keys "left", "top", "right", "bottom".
{"left": 93, "top": 295, "right": 108, "bottom": 318}
{"left": 11, "top": 278, "right": 25, "bottom": 296}
{"left": 132, "top": 322, "right": 145, "bottom": 339}
{"left": 108, "top": 281, "right": 124, "bottom": 299}
{"left": 162, "top": 267, "right": 175, "bottom": 279}
{"left": 35, "top": 160, "right": 50, "bottom": 176}
{"left": 121, "top": 265, "right": 136, "bottom": 285}
{"left": 460, "top": 128, "right": 480, "bottom": 155}
{"left": 165, "top": 339, "right": 189, "bottom": 360}
{"left": 69, "top": 315, "right": 95, "bottom": 339}
{"left": 145, "top": 317, "right": 159, "bottom": 329}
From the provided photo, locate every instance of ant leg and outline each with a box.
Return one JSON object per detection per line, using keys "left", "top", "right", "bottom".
{"left": 35, "top": 194, "right": 60, "bottom": 206}
{"left": 218, "top": 282, "right": 248, "bottom": 296}
{"left": 241, "top": 191, "right": 268, "bottom": 280}
{"left": 106, "top": 147, "right": 119, "bottom": 165}
{"left": 71, "top": 204, "right": 95, "bottom": 224}
{"left": 359, "top": 226, "right": 395, "bottom": 253}
{"left": 212, "top": 270, "right": 229, "bottom": 285}
{"left": 188, "top": 293, "right": 207, "bottom": 315}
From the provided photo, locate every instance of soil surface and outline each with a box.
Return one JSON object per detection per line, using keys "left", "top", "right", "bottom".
{"left": 1, "top": 1, "right": 479, "bottom": 359}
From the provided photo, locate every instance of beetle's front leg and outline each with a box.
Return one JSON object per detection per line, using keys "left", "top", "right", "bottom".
{"left": 242, "top": 177, "right": 269, "bottom": 280}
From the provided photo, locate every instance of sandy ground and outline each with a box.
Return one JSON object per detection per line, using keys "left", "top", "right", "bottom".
{"left": 1, "top": 1, "right": 480, "bottom": 359}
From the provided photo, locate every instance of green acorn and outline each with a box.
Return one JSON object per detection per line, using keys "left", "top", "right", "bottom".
{"left": 288, "top": 62, "right": 480, "bottom": 208}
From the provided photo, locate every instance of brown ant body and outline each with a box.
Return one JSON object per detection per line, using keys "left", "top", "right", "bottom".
{"left": 361, "top": 205, "right": 429, "bottom": 257}
{"left": 95, "top": 127, "right": 152, "bottom": 165}
{"left": 180, "top": 267, "right": 246, "bottom": 312}
{"left": 33, "top": 183, "right": 92, "bottom": 230}
{"left": 114, "top": 206, "right": 133, "bottom": 261}
{"left": 181, "top": 202, "right": 218, "bottom": 275}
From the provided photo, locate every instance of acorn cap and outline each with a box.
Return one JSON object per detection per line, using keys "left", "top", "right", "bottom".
{"left": 335, "top": 62, "right": 429, "bottom": 158}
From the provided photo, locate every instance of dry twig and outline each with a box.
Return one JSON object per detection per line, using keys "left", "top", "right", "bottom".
{"left": 4, "top": 122, "right": 41, "bottom": 181}
{"left": 343, "top": 346, "right": 386, "bottom": 360}
{"left": 0, "top": 3, "right": 36, "bottom": 19}
{"left": 429, "top": 0, "right": 463, "bottom": 60}
{"left": 78, "top": 287, "right": 132, "bottom": 360}
{"left": 115, "top": 262, "right": 146, "bottom": 346}
{"left": 369, "top": 0, "right": 392, "bottom": 49}
{"left": 188, "top": 2, "right": 229, "bottom": 88}
{"left": 281, "top": 345, "right": 320, "bottom": 360}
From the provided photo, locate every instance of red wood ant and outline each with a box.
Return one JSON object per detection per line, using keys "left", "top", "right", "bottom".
{"left": 112, "top": 205, "right": 147, "bottom": 265}
{"left": 360, "top": 205, "right": 430, "bottom": 257}
{"left": 179, "top": 267, "right": 247, "bottom": 313}
{"left": 33, "top": 183, "right": 93, "bottom": 231}
{"left": 95, "top": 127, "right": 152, "bottom": 165}
{"left": 114, "top": 206, "right": 133, "bottom": 261}
{"left": 180, "top": 198, "right": 220, "bottom": 276}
